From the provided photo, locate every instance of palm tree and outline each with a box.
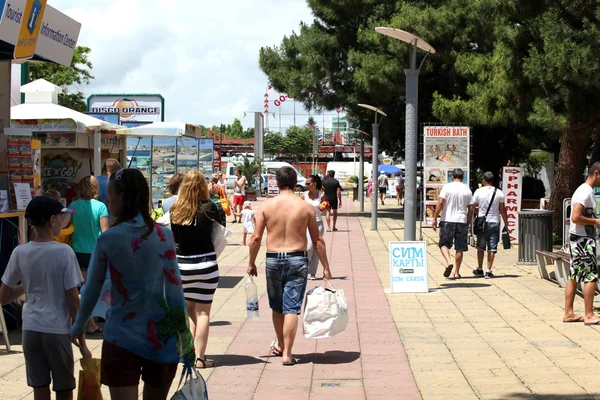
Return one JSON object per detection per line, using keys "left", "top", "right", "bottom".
{"left": 235, "top": 156, "right": 262, "bottom": 190}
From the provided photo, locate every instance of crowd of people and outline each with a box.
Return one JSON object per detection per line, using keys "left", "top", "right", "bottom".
{"left": 0, "top": 162, "right": 335, "bottom": 399}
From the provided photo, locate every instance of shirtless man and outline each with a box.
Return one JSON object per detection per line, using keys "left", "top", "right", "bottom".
{"left": 248, "top": 167, "right": 332, "bottom": 365}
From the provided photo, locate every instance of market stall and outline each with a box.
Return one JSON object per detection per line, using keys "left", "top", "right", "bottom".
{"left": 4, "top": 79, "right": 123, "bottom": 206}
{"left": 117, "top": 122, "right": 214, "bottom": 201}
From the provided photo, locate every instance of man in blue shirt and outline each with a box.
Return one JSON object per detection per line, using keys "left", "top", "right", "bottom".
{"left": 97, "top": 158, "right": 121, "bottom": 205}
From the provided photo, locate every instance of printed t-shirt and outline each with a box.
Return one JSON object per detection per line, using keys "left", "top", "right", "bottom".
{"left": 570, "top": 183, "right": 596, "bottom": 238}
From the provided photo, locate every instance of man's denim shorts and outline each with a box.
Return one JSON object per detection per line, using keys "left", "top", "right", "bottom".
{"left": 266, "top": 252, "right": 309, "bottom": 315}
{"left": 476, "top": 222, "right": 500, "bottom": 252}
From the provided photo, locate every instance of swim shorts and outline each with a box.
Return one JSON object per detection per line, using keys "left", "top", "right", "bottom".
{"left": 266, "top": 251, "right": 308, "bottom": 315}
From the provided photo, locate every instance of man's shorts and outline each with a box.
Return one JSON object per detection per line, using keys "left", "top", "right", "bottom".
{"left": 568, "top": 234, "right": 599, "bottom": 283}
{"left": 379, "top": 186, "right": 387, "bottom": 194}
{"left": 23, "top": 330, "right": 75, "bottom": 392}
{"left": 75, "top": 252, "right": 91, "bottom": 272}
{"left": 439, "top": 221, "right": 469, "bottom": 252}
{"left": 266, "top": 251, "right": 308, "bottom": 315}
{"left": 476, "top": 222, "right": 500, "bottom": 253}
{"left": 233, "top": 195, "right": 246, "bottom": 207}
{"left": 101, "top": 340, "right": 178, "bottom": 388}
{"left": 326, "top": 197, "right": 339, "bottom": 210}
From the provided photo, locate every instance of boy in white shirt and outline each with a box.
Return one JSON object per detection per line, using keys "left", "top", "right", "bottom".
{"left": 0, "top": 196, "right": 89, "bottom": 400}
{"left": 235, "top": 201, "right": 256, "bottom": 246}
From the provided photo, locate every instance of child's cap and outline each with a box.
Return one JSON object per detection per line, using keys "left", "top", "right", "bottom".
{"left": 25, "top": 196, "right": 75, "bottom": 225}
{"left": 243, "top": 201, "right": 251, "bottom": 208}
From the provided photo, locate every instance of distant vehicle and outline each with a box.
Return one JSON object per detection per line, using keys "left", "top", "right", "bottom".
{"left": 325, "top": 161, "right": 372, "bottom": 190}
{"left": 226, "top": 161, "right": 306, "bottom": 191}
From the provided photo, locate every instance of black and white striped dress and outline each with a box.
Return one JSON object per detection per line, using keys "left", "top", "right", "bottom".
{"left": 170, "top": 201, "right": 223, "bottom": 304}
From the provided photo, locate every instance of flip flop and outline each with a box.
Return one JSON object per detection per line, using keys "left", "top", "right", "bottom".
{"left": 86, "top": 327, "right": 103, "bottom": 335}
{"left": 283, "top": 358, "right": 298, "bottom": 366}
{"left": 270, "top": 340, "right": 282, "bottom": 357}
{"left": 196, "top": 357, "right": 214, "bottom": 368}
{"left": 563, "top": 316, "right": 584, "bottom": 323}
{"left": 585, "top": 320, "right": 600, "bottom": 326}
{"left": 327, "top": 229, "right": 332, "bottom": 232}
{"left": 333, "top": 228, "right": 339, "bottom": 231}
{"left": 443, "top": 264, "right": 454, "bottom": 278}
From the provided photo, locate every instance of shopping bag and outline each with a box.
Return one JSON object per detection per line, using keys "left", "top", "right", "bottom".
{"left": 219, "top": 195, "right": 231, "bottom": 216}
{"left": 77, "top": 358, "right": 103, "bottom": 400}
{"left": 303, "top": 281, "right": 349, "bottom": 339}
{"left": 156, "top": 211, "right": 171, "bottom": 229}
{"left": 212, "top": 220, "right": 232, "bottom": 257}
{"left": 170, "top": 359, "right": 208, "bottom": 400}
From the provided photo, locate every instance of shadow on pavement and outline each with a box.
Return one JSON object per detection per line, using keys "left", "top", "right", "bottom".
{"left": 212, "top": 354, "right": 267, "bottom": 367}
{"left": 505, "top": 395, "right": 591, "bottom": 399}
{"left": 218, "top": 276, "right": 244, "bottom": 289}
{"left": 210, "top": 321, "right": 232, "bottom": 327}
{"left": 440, "top": 283, "right": 492, "bottom": 289}
{"left": 308, "top": 351, "right": 361, "bottom": 365}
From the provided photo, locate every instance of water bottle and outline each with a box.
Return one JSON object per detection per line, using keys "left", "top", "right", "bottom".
{"left": 502, "top": 229, "right": 511, "bottom": 250}
{"left": 245, "top": 277, "right": 259, "bottom": 320}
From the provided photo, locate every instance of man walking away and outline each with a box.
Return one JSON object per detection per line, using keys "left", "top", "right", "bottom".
{"left": 97, "top": 158, "right": 121, "bottom": 205}
{"left": 564, "top": 162, "right": 600, "bottom": 325}
{"left": 472, "top": 171, "right": 509, "bottom": 278}
{"left": 323, "top": 170, "right": 342, "bottom": 232}
{"left": 396, "top": 173, "right": 404, "bottom": 206}
{"left": 431, "top": 168, "right": 474, "bottom": 279}
{"left": 377, "top": 171, "right": 388, "bottom": 205}
{"left": 248, "top": 167, "right": 332, "bottom": 365}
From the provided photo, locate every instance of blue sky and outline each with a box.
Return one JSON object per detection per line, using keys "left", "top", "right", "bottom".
{"left": 49, "top": 0, "right": 331, "bottom": 131}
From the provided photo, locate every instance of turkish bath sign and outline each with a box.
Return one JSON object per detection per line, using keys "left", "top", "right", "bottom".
{"left": 389, "top": 241, "right": 428, "bottom": 293}
{"left": 88, "top": 94, "right": 164, "bottom": 122}
{"left": 501, "top": 167, "right": 523, "bottom": 244}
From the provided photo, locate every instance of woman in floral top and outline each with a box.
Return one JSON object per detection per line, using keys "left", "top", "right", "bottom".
{"left": 71, "top": 169, "right": 193, "bottom": 400}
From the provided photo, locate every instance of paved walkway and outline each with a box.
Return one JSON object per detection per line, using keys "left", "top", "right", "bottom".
{"left": 358, "top": 198, "right": 600, "bottom": 399}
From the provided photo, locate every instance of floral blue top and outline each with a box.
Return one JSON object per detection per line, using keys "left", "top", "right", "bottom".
{"left": 71, "top": 214, "right": 193, "bottom": 363}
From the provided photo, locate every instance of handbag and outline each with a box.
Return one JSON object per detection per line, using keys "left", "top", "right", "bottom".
{"left": 219, "top": 192, "right": 231, "bottom": 216}
{"left": 156, "top": 211, "right": 171, "bottom": 229}
{"left": 205, "top": 211, "right": 232, "bottom": 256}
{"left": 473, "top": 187, "right": 497, "bottom": 235}
{"left": 303, "top": 281, "right": 349, "bottom": 339}
{"left": 170, "top": 358, "right": 208, "bottom": 400}
{"left": 77, "top": 358, "right": 103, "bottom": 400}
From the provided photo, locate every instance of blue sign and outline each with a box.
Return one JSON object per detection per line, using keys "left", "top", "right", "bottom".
{"left": 389, "top": 241, "right": 429, "bottom": 293}
{"left": 85, "top": 112, "right": 120, "bottom": 125}
{"left": 27, "top": 0, "right": 42, "bottom": 34}
{"left": 122, "top": 121, "right": 152, "bottom": 128}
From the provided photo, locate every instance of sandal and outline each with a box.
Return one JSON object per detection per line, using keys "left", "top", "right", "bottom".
{"left": 196, "top": 357, "right": 214, "bottom": 369}
{"left": 86, "top": 327, "right": 103, "bottom": 335}
{"left": 283, "top": 358, "right": 298, "bottom": 366}
{"left": 270, "top": 340, "right": 282, "bottom": 357}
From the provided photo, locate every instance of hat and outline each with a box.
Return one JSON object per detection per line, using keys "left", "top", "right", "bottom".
{"left": 25, "top": 196, "right": 75, "bottom": 225}
{"left": 243, "top": 201, "right": 251, "bottom": 208}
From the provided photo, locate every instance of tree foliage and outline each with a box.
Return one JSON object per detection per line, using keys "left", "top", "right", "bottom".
{"left": 264, "top": 132, "right": 284, "bottom": 157}
{"left": 283, "top": 126, "right": 313, "bottom": 162}
{"left": 260, "top": 0, "right": 600, "bottom": 232}
{"left": 29, "top": 46, "right": 94, "bottom": 112}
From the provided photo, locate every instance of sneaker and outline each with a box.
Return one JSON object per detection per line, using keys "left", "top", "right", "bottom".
{"left": 473, "top": 268, "right": 484, "bottom": 277}
{"left": 484, "top": 271, "right": 494, "bottom": 279}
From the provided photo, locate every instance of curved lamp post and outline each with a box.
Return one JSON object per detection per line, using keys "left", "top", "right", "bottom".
{"left": 375, "top": 27, "right": 435, "bottom": 241}
{"left": 357, "top": 104, "right": 387, "bottom": 230}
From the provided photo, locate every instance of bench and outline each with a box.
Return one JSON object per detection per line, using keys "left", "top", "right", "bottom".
{"left": 536, "top": 250, "right": 569, "bottom": 287}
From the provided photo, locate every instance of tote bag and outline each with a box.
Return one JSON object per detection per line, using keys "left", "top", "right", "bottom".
{"left": 303, "top": 281, "right": 349, "bottom": 339}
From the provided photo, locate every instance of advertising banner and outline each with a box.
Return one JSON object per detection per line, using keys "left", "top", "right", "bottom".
{"left": 14, "top": 0, "right": 48, "bottom": 61}
{"left": 199, "top": 138, "right": 214, "bottom": 177}
{"left": 12, "top": 118, "right": 77, "bottom": 132}
{"left": 177, "top": 138, "right": 198, "bottom": 175}
{"left": 88, "top": 94, "right": 164, "bottom": 123}
{"left": 423, "top": 126, "right": 470, "bottom": 225}
{"left": 390, "top": 241, "right": 428, "bottom": 293}
{"left": 35, "top": 4, "right": 81, "bottom": 67}
{"left": 267, "top": 175, "right": 279, "bottom": 196}
{"left": 85, "top": 112, "right": 119, "bottom": 125}
{"left": 501, "top": 167, "right": 523, "bottom": 244}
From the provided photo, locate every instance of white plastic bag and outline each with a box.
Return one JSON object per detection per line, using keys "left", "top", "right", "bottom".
{"left": 303, "top": 281, "right": 349, "bottom": 339}
{"left": 212, "top": 221, "right": 232, "bottom": 257}
{"left": 170, "top": 360, "right": 208, "bottom": 400}
{"left": 156, "top": 212, "right": 171, "bottom": 229}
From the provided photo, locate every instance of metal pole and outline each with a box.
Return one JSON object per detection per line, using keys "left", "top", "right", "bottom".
{"left": 371, "top": 122, "right": 379, "bottom": 230}
{"left": 404, "top": 45, "right": 420, "bottom": 241}
{"left": 359, "top": 131, "right": 364, "bottom": 212}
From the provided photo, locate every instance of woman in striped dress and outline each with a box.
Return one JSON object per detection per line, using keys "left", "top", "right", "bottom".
{"left": 170, "top": 171, "right": 225, "bottom": 369}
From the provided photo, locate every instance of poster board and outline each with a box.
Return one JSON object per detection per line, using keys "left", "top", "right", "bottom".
{"left": 152, "top": 138, "right": 176, "bottom": 200}
{"left": 390, "top": 241, "right": 428, "bottom": 293}
{"left": 177, "top": 138, "right": 199, "bottom": 175}
{"left": 423, "top": 126, "right": 470, "bottom": 225}
{"left": 501, "top": 167, "right": 523, "bottom": 244}
{"left": 267, "top": 175, "right": 279, "bottom": 195}
{"left": 198, "top": 139, "right": 214, "bottom": 177}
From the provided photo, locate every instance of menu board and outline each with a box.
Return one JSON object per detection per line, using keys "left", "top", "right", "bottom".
{"left": 177, "top": 138, "right": 199, "bottom": 175}
{"left": 152, "top": 138, "right": 176, "bottom": 200}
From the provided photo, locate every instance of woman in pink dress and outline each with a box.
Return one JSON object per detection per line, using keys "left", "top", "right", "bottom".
{"left": 367, "top": 178, "right": 373, "bottom": 200}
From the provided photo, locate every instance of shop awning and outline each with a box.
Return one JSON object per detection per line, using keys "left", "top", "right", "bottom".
{"left": 9, "top": 102, "right": 123, "bottom": 134}
{"left": 116, "top": 122, "right": 202, "bottom": 139}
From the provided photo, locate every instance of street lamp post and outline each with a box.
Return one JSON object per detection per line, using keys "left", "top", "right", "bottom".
{"left": 375, "top": 27, "right": 435, "bottom": 241}
{"left": 358, "top": 104, "right": 387, "bottom": 230}
{"left": 349, "top": 127, "right": 368, "bottom": 213}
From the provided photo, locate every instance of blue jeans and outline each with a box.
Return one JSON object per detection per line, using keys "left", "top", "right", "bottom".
{"left": 266, "top": 254, "right": 308, "bottom": 315}
{"left": 476, "top": 222, "right": 500, "bottom": 253}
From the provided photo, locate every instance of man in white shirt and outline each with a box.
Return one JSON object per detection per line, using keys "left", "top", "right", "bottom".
{"left": 472, "top": 172, "right": 509, "bottom": 278}
{"left": 432, "top": 168, "right": 474, "bottom": 279}
{"left": 564, "top": 162, "right": 600, "bottom": 325}
{"left": 377, "top": 171, "right": 388, "bottom": 205}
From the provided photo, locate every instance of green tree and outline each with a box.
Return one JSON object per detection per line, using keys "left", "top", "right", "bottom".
{"left": 306, "top": 116, "right": 317, "bottom": 127}
{"left": 264, "top": 132, "right": 284, "bottom": 157}
{"left": 235, "top": 156, "right": 262, "bottom": 189}
{"left": 29, "top": 46, "right": 94, "bottom": 112}
{"left": 283, "top": 126, "right": 313, "bottom": 162}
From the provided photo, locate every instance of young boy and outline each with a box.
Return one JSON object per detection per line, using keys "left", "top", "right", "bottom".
{"left": 0, "top": 196, "right": 87, "bottom": 400}
{"left": 235, "top": 201, "right": 255, "bottom": 245}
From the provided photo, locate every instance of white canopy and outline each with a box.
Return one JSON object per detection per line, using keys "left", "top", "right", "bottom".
{"left": 10, "top": 102, "right": 123, "bottom": 133}
{"left": 116, "top": 122, "right": 202, "bottom": 138}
